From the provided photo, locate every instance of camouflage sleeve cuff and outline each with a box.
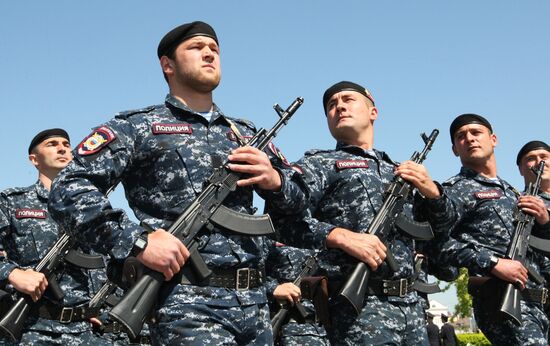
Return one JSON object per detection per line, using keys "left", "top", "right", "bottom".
{"left": 476, "top": 250, "right": 493, "bottom": 275}
{"left": 421, "top": 188, "right": 448, "bottom": 211}
{"left": 0, "top": 263, "right": 19, "bottom": 286}
{"left": 318, "top": 223, "right": 337, "bottom": 250}
{"left": 265, "top": 278, "right": 278, "bottom": 301}
{"left": 110, "top": 222, "right": 146, "bottom": 260}
{"left": 257, "top": 168, "right": 307, "bottom": 214}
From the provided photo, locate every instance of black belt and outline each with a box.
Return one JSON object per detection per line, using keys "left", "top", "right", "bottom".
{"left": 36, "top": 303, "right": 101, "bottom": 323}
{"left": 522, "top": 288, "right": 548, "bottom": 305}
{"left": 368, "top": 278, "right": 416, "bottom": 297}
{"left": 181, "top": 267, "right": 265, "bottom": 290}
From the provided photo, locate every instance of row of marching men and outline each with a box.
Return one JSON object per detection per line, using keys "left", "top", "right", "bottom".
{"left": 1, "top": 18, "right": 550, "bottom": 346}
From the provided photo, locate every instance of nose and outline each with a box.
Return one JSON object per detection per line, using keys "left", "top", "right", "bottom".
{"left": 203, "top": 47, "right": 214, "bottom": 62}
{"left": 464, "top": 131, "right": 475, "bottom": 142}
{"left": 335, "top": 99, "right": 346, "bottom": 112}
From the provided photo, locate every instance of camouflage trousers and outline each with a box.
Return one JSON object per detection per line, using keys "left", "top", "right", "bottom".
{"left": 328, "top": 296, "right": 428, "bottom": 346}
{"left": 150, "top": 302, "right": 272, "bottom": 345}
{"left": 278, "top": 322, "right": 330, "bottom": 346}
{"left": 0, "top": 329, "right": 112, "bottom": 346}
{"left": 473, "top": 298, "right": 549, "bottom": 345}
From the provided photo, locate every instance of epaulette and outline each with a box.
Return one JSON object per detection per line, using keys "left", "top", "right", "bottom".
{"left": 304, "top": 149, "right": 332, "bottom": 157}
{"left": 376, "top": 150, "right": 398, "bottom": 166}
{"left": 115, "top": 105, "right": 160, "bottom": 120}
{"left": 442, "top": 174, "right": 464, "bottom": 187}
{"left": 1, "top": 185, "right": 32, "bottom": 197}
{"left": 229, "top": 117, "right": 256, "bottom": 131}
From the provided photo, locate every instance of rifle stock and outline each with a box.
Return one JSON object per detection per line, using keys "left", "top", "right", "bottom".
{"left": 338, "top": 129, "right": 439, "bottom": 315}
{"left": 110, "top": 97, "right": 304, "bottom": 339}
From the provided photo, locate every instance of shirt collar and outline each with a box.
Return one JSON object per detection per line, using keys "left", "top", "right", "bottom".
{"left": 335, "top": 141, "right": 395, "bottom": 164}
{"left": 165, "top": 94, "right": 225, "bottom": 123}
{"left": 34, "top": 180, "right": 50, "bottom": 200}
{"left": 459, "top": 166, "right": 509, "bottom": 189}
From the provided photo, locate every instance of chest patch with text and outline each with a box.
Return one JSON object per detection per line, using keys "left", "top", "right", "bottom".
{"left": 335, "top": 160, "right": 369, "bottom": 171}
{"left": 16, "top": 209, "right": 47, "bottom": 219}
{"left": 474, "top": 190, "right": 503, "bottom": 200}
{"left": 152, "top": 123, "right": 193, "bottom": 135}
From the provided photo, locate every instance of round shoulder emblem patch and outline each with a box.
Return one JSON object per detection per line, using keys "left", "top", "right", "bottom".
{"left": 77, "top": 126, "right": 116, "bottom": 156}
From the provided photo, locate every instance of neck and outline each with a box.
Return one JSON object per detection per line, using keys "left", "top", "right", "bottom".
{"left": 38, "top": 169, "right": 61, "bottom": 192}
{"left": 170, "top": 85, "right": 213, "bottom": 113}
{"left": 339, "top": 128, "right": 374, "bottom": 151}
{"left": 38, "top": 173, "right": 53, "bottom": 191}
{"left": 463, "top": 155, "right": 498, "bottom": 178}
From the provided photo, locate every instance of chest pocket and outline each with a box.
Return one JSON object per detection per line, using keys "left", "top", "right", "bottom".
{"left": 12, "top": 217, "right": 57, "bottom": 265}
{"left": 175, "top": 128, "right": 243, "bottom": 195}
{"left": 320, "top": 171, "right": 380, "bottom": 230}
{"left": 471, "top": 191, "right": 516, "bottom": 239}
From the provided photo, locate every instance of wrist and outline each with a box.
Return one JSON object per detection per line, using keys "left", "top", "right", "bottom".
{"left": 488, "top": 255, "right": 499, "bottom": 273}
{"left": 131, "top": 233, "right": 149, "bottom": 257}
{"left": 327, "top": 227, "right": 348, "bottom": 249}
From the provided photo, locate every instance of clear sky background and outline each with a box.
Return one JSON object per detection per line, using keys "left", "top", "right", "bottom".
{"left": 1, "top": 1, "right": 549, "bottom": 314}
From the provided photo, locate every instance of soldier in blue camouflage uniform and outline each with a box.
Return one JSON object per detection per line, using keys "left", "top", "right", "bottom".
{"left": 517, "top": 140, "right": 550, "bottom": 344}
{"left": 265, "top": 240, "right": 329, "bottom": 345}
{"left": 417, "top": 114, "right": 550, "bottom": 345}
{"left": 516, "top": 140, "right": 550, "bottom": 216}
{"left": 267, "top": 81, "right": 446, "bottom": 345}
{"left": 0, "top": 129, "right": 111, "bottom": 345}
{"left": 48, "top": 21, "right": 306, "bottom": 345}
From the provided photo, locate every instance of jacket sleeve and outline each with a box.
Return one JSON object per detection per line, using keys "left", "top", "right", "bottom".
{"left": 48, "top": 119, "right": 144, "bottom": 260}
{"left": 266, "top": 155, "right": 338, "bottom": 250}
{"left": 0, "top": 197, "right": 20, "bottom": 286}
{"left": 419, "top": 185, "right": 493, "bottom": 274}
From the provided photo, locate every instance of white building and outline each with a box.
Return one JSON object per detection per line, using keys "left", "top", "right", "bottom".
{"left": 427, "top": 299, "right": 450, "bottom": 328}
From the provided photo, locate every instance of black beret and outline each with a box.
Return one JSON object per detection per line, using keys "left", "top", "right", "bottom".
{"left": 28, "top": 128, "right": 70, "bottom": 154}
{"left": 322, "top": 81, "right": 375, "bottom": 113}
{"left": 516, "top": 140, "right": 550, "bottom": 165}
{"left": 157, "top": 21, "right": 218, "bottom": 59}
{"left": 449, "top": 113, "right": 493, "bottom": 144}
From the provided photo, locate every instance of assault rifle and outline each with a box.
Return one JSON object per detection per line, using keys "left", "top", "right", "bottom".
{"left": 271, "top": 256, "right": 317, "bottom": 338}
{"left": 499, "top": 160, "right": 545, "bottom": 325}
{"left": 0, "top": 234, "right": 105, "bottom": 340}
{"left": 338, "top": 129, "right": 439, "bottom": 315}
{"left": 109, "top": 97, "right": 304, "bottom": 338}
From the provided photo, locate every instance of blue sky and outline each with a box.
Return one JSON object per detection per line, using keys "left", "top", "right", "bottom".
{"left": 1, "top": 1, "right": 549, "bottom": 313}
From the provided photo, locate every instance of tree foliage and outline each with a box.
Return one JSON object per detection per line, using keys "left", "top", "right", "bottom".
{"left": 454, "top": 267, "right": 472, "bottom": 318}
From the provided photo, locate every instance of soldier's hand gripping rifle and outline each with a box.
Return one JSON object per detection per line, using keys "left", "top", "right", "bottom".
{"left": 109, "top": 97, "right": 304, "bottom": 339}
{"left": 0, "top": 233, "right": 105, "bottom": 340}
{"left": 271, "top": 256, "right": 317, "bottom": 338}
{"left": 338, "top": 129, "right": 439, "bottom": 315}
{"left": 499, "top": 160, "right": 546, "bottom": 326}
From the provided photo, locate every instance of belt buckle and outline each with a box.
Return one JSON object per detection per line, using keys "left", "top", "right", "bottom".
{"left": 59, "top": 307, "right": 74, "bottom": 323}
{"left": 399, "top": 278, "right": 408, "bottom": 297}
{"left": 541, "top": 288, "right": 548, "bottom": 305}
{"left": 236, "top": 268, "right": 250, "bottom": 291}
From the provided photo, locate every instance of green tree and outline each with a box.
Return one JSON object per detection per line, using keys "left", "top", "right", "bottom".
{"left": 454, "top": 267, "right": 472, "bottom": 318}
